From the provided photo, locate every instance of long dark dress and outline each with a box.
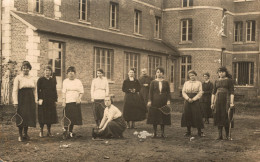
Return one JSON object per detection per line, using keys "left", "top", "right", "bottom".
{"left": 139, "top": 75, "right": 153, "bottom": 105}
{"left": 37, "top": 77, "right": 58, "bottom": 125}
{"left": 122, "top": 78, "right": 146, "bottom": 121}
{"left": 199, "top": 81, "right": 213, "bottom": 119}
{"left": 17, "top": 88, "right": 36, "bottom": 127}
{"left": 212, "top": 78, "right": 234, "bottom": 128}
{"left": 181, "top": 81, "right": 204, "bottom": 129}
{"left": 147, "top": 80, "right": 171, "bottom": 125}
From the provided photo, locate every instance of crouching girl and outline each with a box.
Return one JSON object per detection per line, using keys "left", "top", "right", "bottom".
{"left": 93, "top": 96, "right": 126, "bottom": 139}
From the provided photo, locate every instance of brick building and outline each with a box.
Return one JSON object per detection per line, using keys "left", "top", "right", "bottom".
{"left": 0, "top": 0, "right": 259, "bottom": 102}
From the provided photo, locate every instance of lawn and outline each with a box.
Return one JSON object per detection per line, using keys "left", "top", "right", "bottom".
{"left": 0, "top": 99, "right": 260, "bottom": 162}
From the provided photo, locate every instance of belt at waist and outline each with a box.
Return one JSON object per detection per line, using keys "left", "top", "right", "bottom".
{"left": 186, "top": 93, "right": 197, "bottom": 98}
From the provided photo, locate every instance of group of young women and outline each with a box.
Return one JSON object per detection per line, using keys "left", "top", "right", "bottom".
{"left": 12, "top": 60, "right": 234, "bottom": 142}
{"left": 182, "top": 67, "right": 235, "bottom": 140}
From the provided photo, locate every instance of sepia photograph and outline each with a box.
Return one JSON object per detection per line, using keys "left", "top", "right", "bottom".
{"left": 0, "top": 0, "right": 260, "bottom": 161}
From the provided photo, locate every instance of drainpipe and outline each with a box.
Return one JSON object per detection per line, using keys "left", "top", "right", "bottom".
{"left": 221, "top": 48, "right": 226, "bottom": 66}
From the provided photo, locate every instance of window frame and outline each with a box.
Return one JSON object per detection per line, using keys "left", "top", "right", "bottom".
{"left": 246, "top": 20, "right": 256, "bottom": 42}
{"left": 233, "top": 62, "right": 254, "bottom": 86}
{"left": 180, "top": 55, "right": 192, "bottom": 85}
{"left": 28, "top": 0, "right": 42, "bottom": 14}
{"left": 181, "top": 19, "right": 192, "bottom": 42}
{"left": 134, "top": 10, "right": 142, "bottom": 34}
{"left": 93, "top": 47, "right": 114, "bottom": 80}
{"left": 148, "top": 55, "right": 162, "bottom": 78}
{"left": 155, "top": 16, "right": 161, "bottom": 39}
{"left": 79, "top": 0, "right": 88, "bottom": 21}
{"left": 47, "top": 41, "right": 64, "bottom": 78}
{"left": 182, "top": 0, "right": 193, "bottom": 7}
{"left": 36, "top": 0, "right": 41, "bottom": 13}
{"left": 110, "top": 2, "right": 119, "bottom": 29}
{"left": 234, "top": 21, "right": 243, "bottom": 42}
{"left": 124, "top": 52, "right": 140, "bottom": 79}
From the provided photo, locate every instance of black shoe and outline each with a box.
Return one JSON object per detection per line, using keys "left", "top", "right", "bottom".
{"left": 184, "top": 132, "right": 191, "bottom": 137}
{"left": 62, "top": 131, "right": 68, "bottom": 140}
{"left": 216, "top": 136, "right": 223, "bottom": 140}
{"left": 47, "top": 132, "right": 53, "bottom": 137}
{"left": 161, "top": 133, "right": 167, "bottom": 138}
{"left": 198, "top": 132, "right": 205, "bottom": 137}
{"left": 23, "top": 134, "right": 30, "bottom": 140}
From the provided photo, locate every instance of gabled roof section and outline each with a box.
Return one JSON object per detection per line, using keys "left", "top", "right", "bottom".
{"left": 11, "top": 11, "right": 179, "bottom": 56}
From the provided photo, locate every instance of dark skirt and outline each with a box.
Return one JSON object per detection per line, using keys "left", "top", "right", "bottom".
{"left": 92, "top": 99, "right": 105, "bottom": 121}
{"left": 123, "top": 93, "right": 146, "bottom": 121}
{"left": 64, "top": 102, "right": 82, "bottom": 125}
{"left": 181, "top": 93, "right": 204, "bottom": 129}
{"left": 147, "top": 92, "right": 171, "bottom": 125}
{"left": 213, "top": 91, "right": 234, "bottom": 128}
{"left": 38, "top": 101, "right": 58, "bottom": 124}
{"left": 200, "top": 102, "right": 213, "bottom": 119}
{"left": 17, "top": 88, "right": 36, "bottom": 127}
{"left": 140, "top": 87, "right": 149, "bottom": 105}
{"left": 100, "top": 117, "right": 126, "bottom": 138}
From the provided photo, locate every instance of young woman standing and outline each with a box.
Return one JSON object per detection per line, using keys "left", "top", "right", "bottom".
{"left": 37, "top": 65, "right": 58, "bottom": 137}
{"left": 12, "top": 61, "right": 37, "bottom": 141}
{"left": 211, "top": 67, "right": 235, "bottom": 140}
{"left": 147, "top": 67, "right": 171, "bottom": 138}
{"left": 62, "top": 66, "right": 84, "bottom": 139}
{"left": 122, "top": 68, "right": 146, "bottom": 129}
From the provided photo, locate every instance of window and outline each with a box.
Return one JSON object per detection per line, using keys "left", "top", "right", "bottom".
{"left": 148, "top": 56, "right": 162, "bottom": 78}
{"left": 233, "top": 62, "right": 254, "bottom": 86}
{"left": 48, "top": 41, "right": 64, "bottom": 89}
{"left": 110, "top": 2, "right": 119, "bottom": 29}
{"left": 155, "top": 16, "right": 161, "bottom": 39}
{"left": 181, "top": 19, "right": 192, "bottom": 41}
{"left": 234, "top": 21, "right": 243, "bottom": 42}
{"left": 48, "top": 42, "right": 63, "bottom": 77}
{"left": 180, "top": 56, "right": 192, "bottom": 85}
{"left": 28, "top": 0, "right": 42, "bottom": 13}
{"left": 124, "top": 52, "right": 140, "bottom": 78}
{"left": 79, "top": 0, "right": 87, "bottom": 21}
{"left": 134, "top": 10, "right": 142, "bottom": 34}
{"left": 182, "top": 0, "right": 193, "bottom": 7}
{"left": 36, "top": 0, "right": 41, "bottom": 13}
{"left": 93, "top": 47, "right": 114, "bottom": 80}
{"left": 246, "top": 20, "right": 256, "bottom": 42}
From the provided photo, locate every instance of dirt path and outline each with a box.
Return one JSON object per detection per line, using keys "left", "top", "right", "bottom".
{"left": 1, "top": 101, "right": 260, "bottom": 162}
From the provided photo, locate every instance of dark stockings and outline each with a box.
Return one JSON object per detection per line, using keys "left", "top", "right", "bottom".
{"left": 153, "top": 124, "right": 157, "bottom": 137}
{"left": 18, "top": 126, "right": 23, "bottom": 137}
{"left": 161, "top": 125, "right": 165, "bottom": 137}
{"left": 217, "top": 126, "right": 223, "bottom": 140}
{"left": 40, "top": 124, "right": 52, "bottom": 133}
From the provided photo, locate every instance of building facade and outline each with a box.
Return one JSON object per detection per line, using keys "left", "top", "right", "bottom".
{"left": 0, "top": 0, "right": 259, "bottom": 103}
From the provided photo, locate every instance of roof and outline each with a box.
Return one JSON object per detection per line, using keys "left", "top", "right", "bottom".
{"left": 12, "top": 11, "right": 179, "bottom": 56}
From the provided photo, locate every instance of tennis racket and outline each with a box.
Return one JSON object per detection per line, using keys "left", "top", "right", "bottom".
{"left": 11, "top": 107, "right": 23, "bottom": 126}
{"left": 60, "top": 107, "right": 71, "bottom": 130}
{"left": 158, "top": 105, "right": 171, "bottom": 115}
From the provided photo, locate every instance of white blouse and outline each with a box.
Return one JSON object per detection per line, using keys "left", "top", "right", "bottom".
{"left": 12, "top": 74, "right": 37, "bottom": 105}
{"left": 62, "top": 78, "right": 84, "bottom": 103}
{"left": 103, "top": 105, "right": 122, "bottom": 121}
{"left": 91, "top": 77, "right": 109, "bottom": 100}
{"left": 182, "top": 80, "right": 203, "bottom": 101}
